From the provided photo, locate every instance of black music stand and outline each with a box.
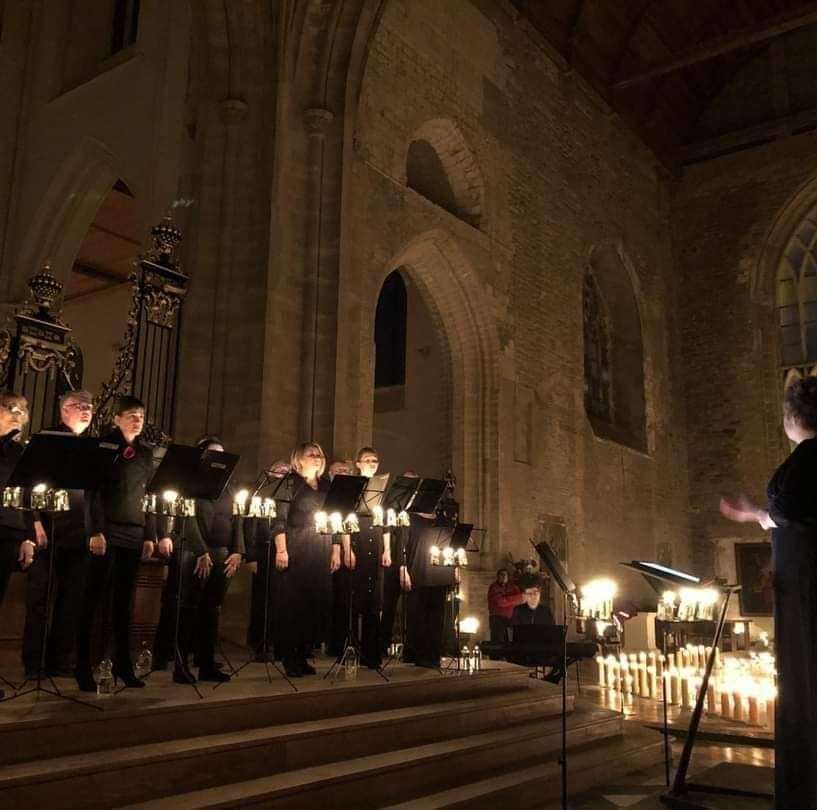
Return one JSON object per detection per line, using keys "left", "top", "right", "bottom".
{"left": 319, "top": 475, "right": 372, "bottom": 682}
{"left": 148, "top": 444, "right": 238, "bottom": 699}
{"left": 531, "top": 540, "right": 576, "bottom": 810}
{"left": 219, "top": 472, "right": 297, "bottom": 692}
{"left": 5, "top": 433, "right": 119, "bottom": 710}
{"left": 620, "top": 562, "right": 759, "bottom": 807}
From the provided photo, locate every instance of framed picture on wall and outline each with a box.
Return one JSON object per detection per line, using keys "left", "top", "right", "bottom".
{"left": 734, "top": 542, "right": 774, "bottom": 617}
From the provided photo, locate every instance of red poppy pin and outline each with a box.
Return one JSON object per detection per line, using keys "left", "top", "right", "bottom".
{"left": 122, "top": 446, "right": 136, "bottom": 460}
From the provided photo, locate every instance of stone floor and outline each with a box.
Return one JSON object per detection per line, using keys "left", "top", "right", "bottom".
{"left": 545, "top": 662, "right": 775, "bottom": 810}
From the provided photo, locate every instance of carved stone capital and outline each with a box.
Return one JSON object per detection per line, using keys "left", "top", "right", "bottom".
{"left": 303, "top": 107, "right": 334, "bottom": 137}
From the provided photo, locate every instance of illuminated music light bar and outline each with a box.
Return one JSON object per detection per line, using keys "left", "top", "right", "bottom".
{"left": 637, "top": 561, "right": 700, "bottom": 584}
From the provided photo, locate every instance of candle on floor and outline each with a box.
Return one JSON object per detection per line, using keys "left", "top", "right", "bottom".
{"left": 596, "top": 655, "right": 606, "bottom": 687}
{"left": 732, "top": 691, "right": 744, "bottom": 723}
{"left": 721, "top": 690, "right": 732, "bottom": 719}
{"left": 748, "top": 694, "right": 760, "bottom": 726}
{"left": 648, "top": 665, "right": 657, "bottom": 699}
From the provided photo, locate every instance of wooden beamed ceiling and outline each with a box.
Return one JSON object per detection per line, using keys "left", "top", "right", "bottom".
{"left": 512, "top": 0, "right": 817, "bottom": 168}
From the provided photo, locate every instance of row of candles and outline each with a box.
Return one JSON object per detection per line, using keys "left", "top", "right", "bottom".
{"left": 657, "top": 589, "right": 720, "bottom": 622}
{"left": 3, "top": 485, "right": 70, "bottom": 512}
{"left": 596, "top": 648, "right": 777, "bottom": 731}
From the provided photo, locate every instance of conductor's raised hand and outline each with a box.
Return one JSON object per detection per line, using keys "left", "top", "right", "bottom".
{"left": 719, "top": 495, "right": 762, "bottom": 524}
{"left": 89, "top": 533, "right": 107, "bottom": 556}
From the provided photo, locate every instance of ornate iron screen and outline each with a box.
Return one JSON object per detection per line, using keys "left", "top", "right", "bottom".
{"left": 0, "top": 266, "right": 82, "bottom": 433}
{"left": 93, "top": 215, "right": 189, "bottom": 440}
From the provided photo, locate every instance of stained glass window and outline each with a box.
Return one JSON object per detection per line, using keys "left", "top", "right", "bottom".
{"left": 583, "top": 271, "right": 612, "bottom": 423}
{"left": 778, "top": 211, "right": 817, "bottom": 377}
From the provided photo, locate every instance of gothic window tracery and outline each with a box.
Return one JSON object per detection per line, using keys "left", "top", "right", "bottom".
{"left": 583, "top": 271, "right": 612, "bottom": 423}
{"left": 778, "top": 210, "right": 817, "bottom": 381}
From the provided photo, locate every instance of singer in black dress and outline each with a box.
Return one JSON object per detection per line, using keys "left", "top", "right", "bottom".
{"left": 272, "top": 443, "right": 339, "bottom": 676}
{"left": 721, "top": 377, "right": 817, "bottom": 809}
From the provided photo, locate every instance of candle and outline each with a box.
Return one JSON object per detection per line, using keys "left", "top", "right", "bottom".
{"left": 624, "top": 674, "right": 634, "bottom": 694}
{"left": 641, "top": 664, "right": 650, "bottom": 697}
{"left": 748, "top": 695, "right": 760, "bottom": 726}
{"left": 681, "top": 677, "right": 690, "bottom": 709}
{"left": 648, "top": 665, "right": 657, "bottom": 699}
{"left": 707, "top": 682, "right": 716, "bottom": 713}
{"left": 721, "top": 691, "right": 732, "bottom": 719}
{"left": 657, "top": 654, "right": 665, "bottom": 680}
{"left": 714, "top": 646, "right": 721, "bottom": 669}
{"left": 596, "top": 656, "right": 606, "bottom": 687}
{"left": 732, "top": 691, "right": 744, "bottom": 723}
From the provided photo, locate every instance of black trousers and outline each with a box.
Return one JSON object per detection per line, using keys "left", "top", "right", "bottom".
{"left": 0, "top": 540, "right": 18, "bottom": 605}
{"left": 406, "top": 586, "right": 447, "bottom": 666}
{"left": 196, "top": 547, "right": 231, "bottom": 669}
{"left": 380, "top": 565, "right": 401, "bottom": 656}
{"left": 329, "top": 568, "right": 351, "bottom": 657}
{"left": 154, "top": 547, "right": 200, "bottom": 668}
{"left": 22, "top": 544, "right": 88, "bottom": 671}
{"left": 76, "top": 545, "right": 141, "bottom": 671}
{"left": 489, "top": 615, "right": 511, "bottom": 643}
{"left": 248, "top": 544, "right": 276, "bottom": 653}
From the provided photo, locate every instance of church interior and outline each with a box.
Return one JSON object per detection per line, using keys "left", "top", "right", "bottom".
{"left": 0, "top": 0, "right": 815, "bottom": 807}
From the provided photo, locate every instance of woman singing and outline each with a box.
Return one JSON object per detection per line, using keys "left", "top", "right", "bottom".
{"left": 720, "top": 377, "right": 817, "bottom": 808}
{"left": 76, "top": 396, "right": 172, "bottom": 691}
{"left": 273, "top": 442, "right": 340, "bottom": 677}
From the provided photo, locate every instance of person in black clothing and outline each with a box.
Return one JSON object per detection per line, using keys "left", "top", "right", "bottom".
{"left": 511, "top": 584, "right": 556, "bottom": 627}
{"left": 75, "top": 396, "right": 173, "bottom": 691}
{"left": 346, "top": 447, "right": 391, "bottom": 669}
{"left": 22, "top": 389, "right": 94, "bottom": 678}
{"left": 272, "top": 442, "right": 340, "bottom": 677}
{"left": 0, "top": 392, "right": 37, "bottom": 698}
{"left": 154, "top": 435, "right": 245, "bottom": 683}
{"left": 720, "top": 377, "right": 817, "bottom": 810}
{"left": 402, "top": 510, "right": 456, "bottom": 668}
{"left": 327, "top": 459, "right": 355, "bottom": 658}
{"left": 246, "top": 458, "right": 290, "bottom": 661}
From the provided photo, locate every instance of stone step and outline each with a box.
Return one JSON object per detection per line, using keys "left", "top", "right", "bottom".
{"left": 386, "top": 727, "right": 665, "bottom": 809}
{"left": 0, "top": 666, "right": 531, "bottom": 767}
{"left": 125, "top": 706, "right": 624, "bottom": 809}
{"left": 0, "top": 686, "right": 570, "bottom": 809}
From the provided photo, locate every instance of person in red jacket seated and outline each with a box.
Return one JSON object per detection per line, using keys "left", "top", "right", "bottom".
{"left": 487, "top": 569, "right": 524, "bottom": 644}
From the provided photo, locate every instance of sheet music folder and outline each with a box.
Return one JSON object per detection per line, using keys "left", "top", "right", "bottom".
{"left": 320, "top": 474, "right": 368, "bottom": 514}
{"left": 620, "top": 561, "right": 741, "bottom": 594}
{"left": 357, "top": 473, "right": 389, "bottom": 516}
{"left": 530, "top": 539, "right": 576, "bottom": 595}
{"left": 9, "top": 432, "right": 119, "bottom": 490}
{"left": 148, "top": 443, "right": 239, "bottom": 501}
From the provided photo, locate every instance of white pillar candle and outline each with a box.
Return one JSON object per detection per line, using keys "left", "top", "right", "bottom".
{"left": 641, "top": 663, "right": 650, "bottom": 697}
{"left": 657, "top": 654, "right": 665, "bottom": 680}
{"left": 748, "top": 695, "right": 760, "bottom": 726}
{"left": 596, "top": 655, "right": 606, "bottom": 687}
{"left": 721, "top": 690, "right": 732, "bottom": 719}
{"left": 648, "top": 665, "right": 657, "bottom": 699}
{"left": 766, "top": 697, "right": 776, "bottom": 733}
{"left": 732, "top": 692, "right": 744, "bottom": 723}
{"left": 714, "top": 646, "right": 721, "bottom": 669}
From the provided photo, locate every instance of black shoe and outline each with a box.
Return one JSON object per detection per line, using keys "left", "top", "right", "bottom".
{"left": 75, "top": 667, "right": 96, "bottom": 693}
{"left": 301, "top": 661, "right": 316, "bottom": 675}
{"left": 198, "top": 667, "right": 230, "bottom": 683}
{"left": 151, "top": 658, "right": 171, "bottom": 673}
{"left": 361, "top": 657, "right": 383, "bottom": 670}
{"left": 113, "top": 665, "right": 146, "bottom": 689}
{"left": 283, "top": 658, "right": 304, "bottom": 678}
{"left": 23, "top": 668, "right": 39, "bottom": 681}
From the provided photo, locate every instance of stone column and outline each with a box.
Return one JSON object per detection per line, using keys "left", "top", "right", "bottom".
{"left": 300, "top": 106, "right": 335, "bottom": 443}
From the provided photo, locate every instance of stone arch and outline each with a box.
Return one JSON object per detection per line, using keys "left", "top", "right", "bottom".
{"left": 585, "top": 240, "right": 648, "bottom": 453}
{"left": 14, "top": 137, "right": 138, "bottom": 291}
{"left": 354, "top": 229, "right": 500, "bottom": 551}
{"left": 406, "top": 119, "right": 485, "bottom": 229}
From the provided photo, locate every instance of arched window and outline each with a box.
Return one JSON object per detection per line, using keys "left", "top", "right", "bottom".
{"left": 583, "top": 247, "right": 646, "bottom": 452}
{"left": 374, "top": 270, "right": 407, "bottom": 388}
{"left": 405, "top": 119, "right": 484, "bottom": 228}
{"left": 778, "top": 209, "right": 817, "bottom": 379}
{"left": 583, "top": 272, "right": 612, "bottom": 423}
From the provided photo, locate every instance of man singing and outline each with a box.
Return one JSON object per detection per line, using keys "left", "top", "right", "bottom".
{"left": 22, "top": 390, "right": 95, "bottom": 679}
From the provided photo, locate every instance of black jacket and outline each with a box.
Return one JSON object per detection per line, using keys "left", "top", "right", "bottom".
{"left": 511, "top": 602, "right": 556, "bottom": 626}
{"left": 404, "top": 515, "right": 455, "bottom": 589}
{"left": 89, "top": 428, "right": 158, "bottom": 549}
{"left": 0, "top": 430, "right": 30, "bottom": 541}
{"left": 182, "top": 484, "right": 245, "bottom": 558}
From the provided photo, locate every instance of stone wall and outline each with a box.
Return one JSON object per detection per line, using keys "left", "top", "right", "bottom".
{"left": 674, "top": 131, "right": 817, "bottom": 586}
{"left": 333, "top": 0, "right": 692, "bottom": 604}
